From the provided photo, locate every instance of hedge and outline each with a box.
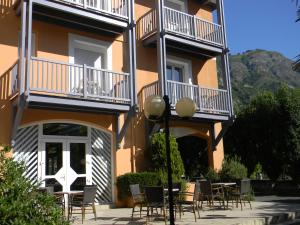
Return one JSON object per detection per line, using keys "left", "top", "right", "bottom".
{"left": 116, "top": 172, "right": 160, "bottom": 200}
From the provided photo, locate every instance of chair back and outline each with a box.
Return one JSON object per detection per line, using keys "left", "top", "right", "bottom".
{"left": 144, "top": 186, "right": 164, "bottom": 204}
{"left": 240, "top": 179, "right": 251, "bottom": 195}
{"left": 83, "top": 185, "right": 97, "bottom": 204}
{"left": 199, "top": 180, "right": 212, "bottom": 195}
{"left": 172, "top": 182, "right": 182, "bottom": 191}
{"left": 193, "top": 181, "right": 201, "bottom": 201}
{"left": 130, "top": 184, "right": 143, "bottom": 203}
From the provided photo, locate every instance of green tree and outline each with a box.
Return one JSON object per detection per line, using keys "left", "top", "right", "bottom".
{"left": 149, "top": 132, "right": 185, "bottom": 183}
{"left": 0, "top": 146, "right": 69, "bottom": 225}
{"left": 224, "top": 86, "right": 300, "bottom": 181}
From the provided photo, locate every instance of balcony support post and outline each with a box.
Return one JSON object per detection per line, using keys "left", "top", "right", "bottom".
{"left": 83, "top": 64, "right": 87, "bottom": 98}
{"left": 26, "top": 0, "right": 33, "bottom": 96}
{"left": 19, "top": 0, "right": 27, "bottom": 96}
{"left": 156, "top": 0, "right": 167, "bottom": 96}
{"left": 217, "top": 0, "right": 234, "bottom": 117}
{"left": 128, "top": 0, "right": 137, "bottom": 107}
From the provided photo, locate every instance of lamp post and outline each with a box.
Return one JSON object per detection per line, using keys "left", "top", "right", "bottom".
{"left": 144, "top": 95, "right": 196, "bottom": 225}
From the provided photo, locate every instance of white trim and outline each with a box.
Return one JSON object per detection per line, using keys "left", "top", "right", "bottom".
{"left": 166, "top": 55, "right": 192, "bottom": 84}
{"left": 68, "top": 33, "right": 112, "bottom": 70}
{"left": 22, "top": 120, "right": 115, "bottom": 204}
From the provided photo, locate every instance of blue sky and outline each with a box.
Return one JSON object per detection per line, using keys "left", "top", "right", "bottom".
{"left": 223, "top": 0, "right": 300, "bottom": 59}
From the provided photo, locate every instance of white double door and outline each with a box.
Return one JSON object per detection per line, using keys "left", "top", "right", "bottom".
{"left": 39, "top": 139, "right": 92, "bottom": 192}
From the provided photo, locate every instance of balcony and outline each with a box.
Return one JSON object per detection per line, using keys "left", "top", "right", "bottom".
{"left": 138, "top": 7, "right": 224, "bottom": 57}
{"left": 16, "top": 0, "right": 129, "bottom": 35}
{"left": 140, "top": 80, "right": 230, "bottom": 121}
{"left": 13, "top": 57, "right": 131, "bottom": 112}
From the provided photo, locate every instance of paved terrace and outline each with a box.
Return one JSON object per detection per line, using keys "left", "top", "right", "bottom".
{"left": 72, "top": 196, "right": 300, "bottom": 225}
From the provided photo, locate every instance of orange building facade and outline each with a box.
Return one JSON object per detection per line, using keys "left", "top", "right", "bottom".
{"left": 0, "top": 0, "right": 233, "bottom": 204}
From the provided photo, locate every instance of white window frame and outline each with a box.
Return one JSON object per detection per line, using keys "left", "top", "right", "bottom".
{"left": 164, "top": 0, "right": 187, "bottom": 12}
{"left": 68, "top": 33, "right": 113, "bottom": 96}
{"left": 68, "top": 33, "right": 112, "bottom": 70}
{"left": 166, "top": 56, "right": 192, "bottom": 84}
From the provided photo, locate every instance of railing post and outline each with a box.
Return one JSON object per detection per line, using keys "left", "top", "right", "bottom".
{"left": 83, "top": 64, "right": 87, "bottom": 98}
{"left": 198, "top": 86, "right": 202, "bottom": 112}
{"left": 83, "top": 0, "right": 87, "bottom": 8}
{"left": 19, "top": 0, "right": 27, "bottom": 95}
{"left": 193, "top": 15, "right": 197, "bottom": 39}
{"left": 26, "top": 0, "right": 33, "bottom": 96}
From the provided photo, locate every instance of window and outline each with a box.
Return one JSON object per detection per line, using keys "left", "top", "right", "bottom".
{"left": 167, "top": 65, "right": 183, "bottom": 82}
{"left": 166, "top": 56, "right": 192, "bottom": 84}
{"left": 165, "top": 0, "right": 187, "bottom": 12}
{"left": 43, "top": 123, "right": 88, "bottom": 136}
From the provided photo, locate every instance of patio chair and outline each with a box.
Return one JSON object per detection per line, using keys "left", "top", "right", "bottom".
{"left": 144, "top": 186, "right": 167, "bottom": 225}
{"left": 130, "top": 184, "right": 146, "bottom": 219}
{"left": 38, "top": 186, "right": 65, "bottom": 215}
{"left": 68, "top": 185, "right": 97, "bottom": 224}
{"left": 228, "top": 179, "right": 252, "bottom": 210}
{"left": 175, "top": 181, "right": 201, "bottom": 222}
{"left": 199, "top": 180, "right": 225, "bottom": 209}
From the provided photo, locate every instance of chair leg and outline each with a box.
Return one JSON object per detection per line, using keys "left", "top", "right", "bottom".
{"left": 81, "top": 206, "right": 84, "bottom": 224}
{"left": 131, "top": 205, "right": 135, "bottom": 220}
{"left": 93, "top": 204, "right": 97, "bottom": 221}
{"left": 192, "top": 203, "right": 197, "bottom": 222}
{"left": 249, "top": 200, "right": 252, "bottom": 210}
{"left": 139, "top": 205, "right": 142, "bottom": 218}
{"left": 239, "top": 198, "right": 243, "bottom": 211}
{"left": 163, "top": 208, "right": 167, "bottom": 225}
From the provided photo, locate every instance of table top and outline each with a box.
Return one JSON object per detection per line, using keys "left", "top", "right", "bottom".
{"left": 212, "top": 182, "right": 236, "bottom": 186}
{"left": 163, "top": 188, "right": 180, "bottom": 192}
{"left": 54, "top": 190, "right": 83, "bottom": 195}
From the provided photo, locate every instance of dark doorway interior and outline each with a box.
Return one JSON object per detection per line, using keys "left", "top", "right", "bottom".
{"left": 177, "top": 136, "right": 208, "bottom": 181}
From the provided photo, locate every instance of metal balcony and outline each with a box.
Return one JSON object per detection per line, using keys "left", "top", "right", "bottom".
{"left": 12, "top": 57, "right": 131, "bottom": 112}
{"left": 140, "top": 80, "right": 230, "bottom": 121}
{"left": 138, "top": 7, "right": 224, "bottom": 57}
{"left": 15, "top": 0, "right": 130, "bottom": 35}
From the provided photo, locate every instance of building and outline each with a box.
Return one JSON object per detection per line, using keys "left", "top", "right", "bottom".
{"left": 0, "top": 0, "right": 234, "bottom": 205}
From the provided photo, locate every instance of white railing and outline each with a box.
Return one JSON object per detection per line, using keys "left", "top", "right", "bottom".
{"left": 11, "top": 60, "right": 19, "bottom": 95}
{"left": 164, "top": 7, "right": 223, "bottom": 46}
{"left": 29, "top": 57, "right": 130, "bottom": 103}
{"left": 137, "top": 9, "right": 157, "bottom": 40}
{"left": 58, "top": 0, "right": 128, "bottom": 18}
{"left": 167, "top": 80, "right": 230, "bottom": 115}
{"left": 138, "top": 7, "right": 223, "bottom": 46}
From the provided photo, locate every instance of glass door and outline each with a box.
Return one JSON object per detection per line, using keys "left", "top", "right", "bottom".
{"left": 40, "top": 139, "right": 90, "bottom": 192}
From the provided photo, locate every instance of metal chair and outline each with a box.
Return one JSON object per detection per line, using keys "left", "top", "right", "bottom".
{"left": 129, "top": 184, "right": 146, "bottom": 219}
{"left": 228, "top": 179, "right": 252, "bottom": 210}
{"left": 199, "top": 180, "right": 225, "bottom": 209}
{"left": 176, "top": 182, "right": 200, "bottom": 222}
{"left": 68, "top": 185, "right": 97, "bottom": 224}
{"left": 144, "top": 186, "right": 167, "bottom": 225}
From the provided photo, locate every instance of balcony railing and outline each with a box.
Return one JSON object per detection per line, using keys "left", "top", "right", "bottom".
{"left": 167, "top": 80, "right": 230, "bottom": 115}
{"left": 56, "top": 0, "right": 128, "bottom": 18}
{"left": 138, "top": 7, "right": 223, "bottom": 47}
{"left": 27, "top": 57, "right": 130, "bottom": 104}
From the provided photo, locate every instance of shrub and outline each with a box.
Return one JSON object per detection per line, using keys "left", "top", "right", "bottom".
{"left": 205, "top": 167, "right": 220, "bottom": 182}
{"left": 116, "top": 172, "right": 160, "bottom": 200}
{"left": 0, "top": 146, "right": 69, "bottom": 225}
{"left": 149, "top": 132, "right": 185, "bottom": 182}
{"left": 220, "top": 156, "right": 248, "bottom": 181}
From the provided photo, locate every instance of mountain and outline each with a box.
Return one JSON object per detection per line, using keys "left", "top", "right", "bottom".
{"left": 226, "top": 49, "right": 300, "bottom": 106}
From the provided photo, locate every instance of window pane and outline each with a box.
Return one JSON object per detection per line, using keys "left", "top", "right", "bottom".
{"left": 43, "top": 123, "right": 87, "bottom": 136}
{"left": 173, "top": 67, "right": 183, "bottom": 82}
{"left": 167, "top": 66, "right": 172, "bottom": 80}
{"left": 70, "top": 143, "right": 86, "bottom": 174}
{"left": 46, "top": 143, "right": 63, "bottom": 175}
{"left": 70, "top": 177, "right": 86, "bottom": 191}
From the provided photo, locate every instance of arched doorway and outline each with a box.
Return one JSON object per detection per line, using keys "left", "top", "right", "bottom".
{"left": 176, "top": 136, "right": 208, "bottom": 180}
{"left": 13, "top": 121, "right": 113, "bottom": 204}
